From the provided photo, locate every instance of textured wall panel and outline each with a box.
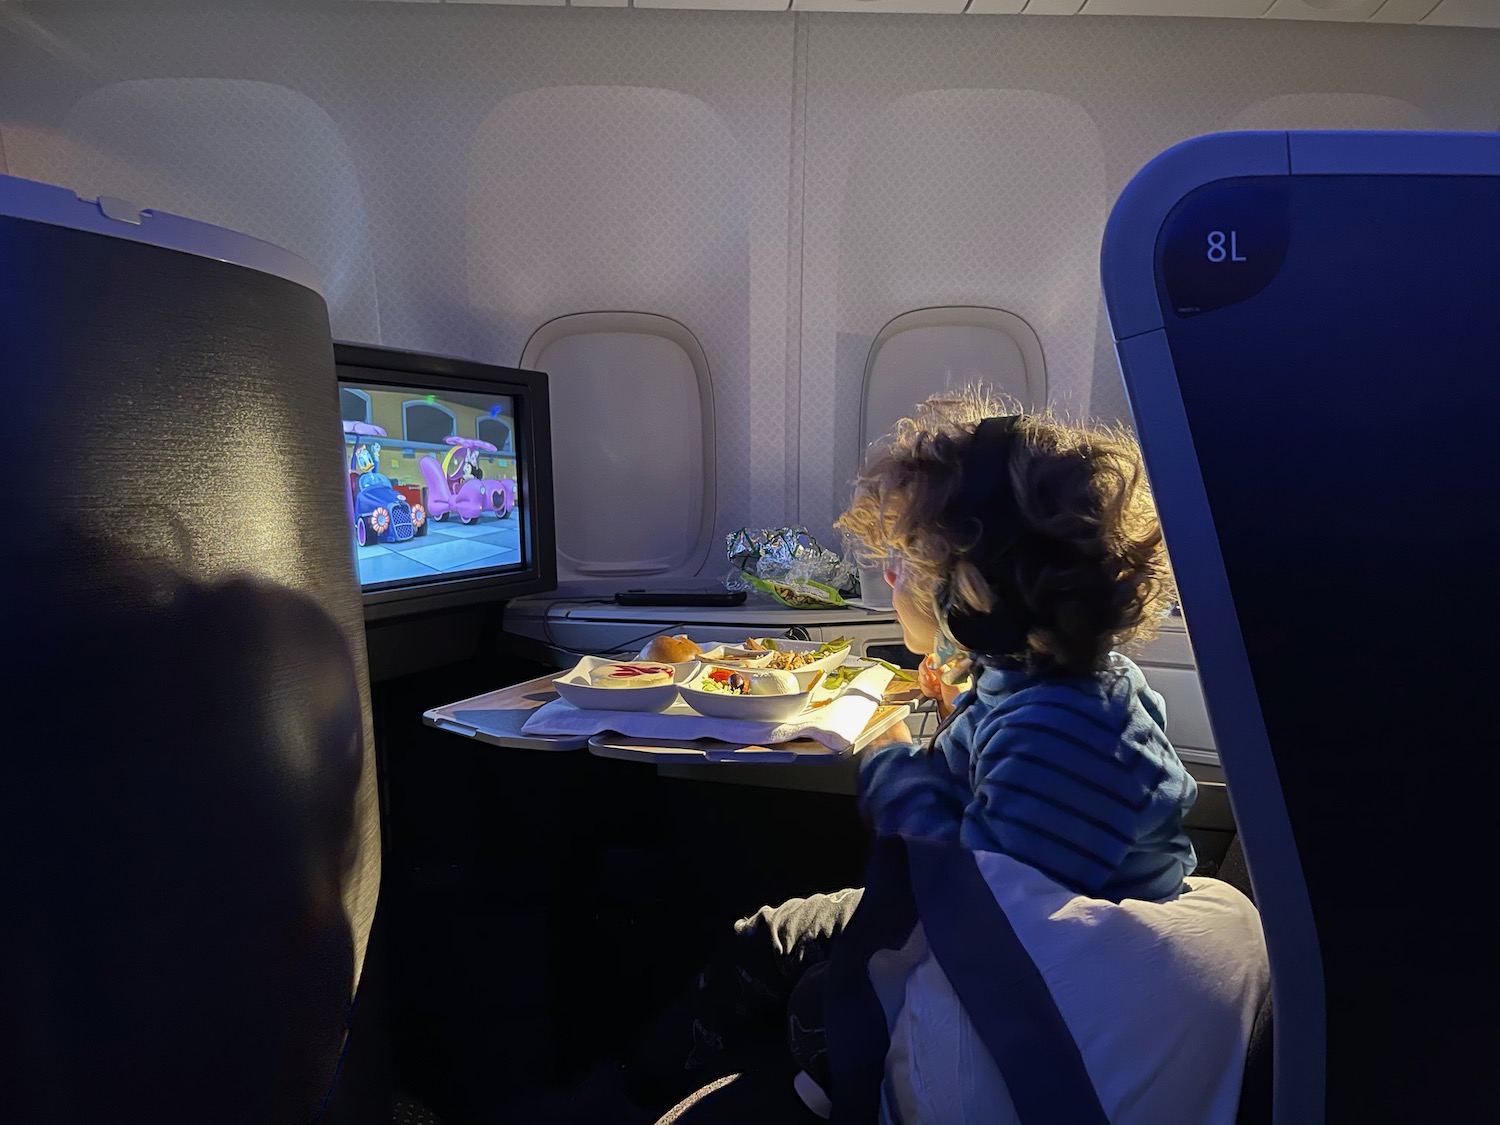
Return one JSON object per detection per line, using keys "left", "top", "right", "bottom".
{"left": 13, "top": 79, "right": 380, "bottom": 343}
{"left": 466, "top": 84, "right": 747, "bottom": 566}
{"left": 794, "top": 13, "right": 1496, "bottom": 540}
{"left": 1226, "top": 91, "right": 1434, "bottom": 130}
{"left": 0, "top": 5, "right": 1493, "bottom": 557}
{"left": 800, "top": 82, "right": 1105, "bottom": 539}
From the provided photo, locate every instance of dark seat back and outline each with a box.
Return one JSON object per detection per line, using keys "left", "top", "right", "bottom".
{"left": 0, "top": 176, "right": 382, "bottom": 1124}
{"left": 1103, "top": 130, "right": 1500, "bottom": 1123}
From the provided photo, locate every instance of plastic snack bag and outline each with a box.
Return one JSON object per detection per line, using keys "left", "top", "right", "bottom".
{"left": 741, "top": 572, "right": 847, "bottom": 610}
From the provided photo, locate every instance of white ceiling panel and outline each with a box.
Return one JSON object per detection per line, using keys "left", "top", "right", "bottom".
{"left": 1080, "top": 1, "right": 1274, "bottom": 16}
{"left": 445, "top": 0, "right": 567, "bottom": 7}
{"left": 1263, "top": 0, "right": 1387, "bottom": 18}
{"left": 1368, "top": 0, "right": 1445, "bottom": 22}
{"left": 635, "top": 0, "right": 791, "bottom": 9}
{"left": 795, "top": 0, "right": 965, "bottom": 11}
{"left": 1022, "top": 0, "right": 1086, "bottom": 14}
{"left": 965, "top": 0, "right": 1030, "bottom": 12}
{"left": 1422, "top": 0, "right": 1500, "bottom": 27}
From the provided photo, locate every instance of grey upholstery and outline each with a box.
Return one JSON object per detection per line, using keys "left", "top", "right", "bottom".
{"left": 0, "top": 183, "right": 381, "bottom": 1124}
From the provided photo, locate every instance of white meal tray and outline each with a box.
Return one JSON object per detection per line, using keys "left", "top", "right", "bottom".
{"left": 522, "top": 660, "right": 898, "bottom": 755}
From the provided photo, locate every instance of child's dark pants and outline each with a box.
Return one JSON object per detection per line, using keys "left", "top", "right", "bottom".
{"left": 622, "top": 888, "right": 863, "bottom": 1110}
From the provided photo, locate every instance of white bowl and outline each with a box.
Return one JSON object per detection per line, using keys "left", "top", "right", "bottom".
{"left": 552, "top": 655, "right": 681, "bottom": 713}
{"left": 659, "top": 658, "right": 705, "bottom": 682}
{"left": 709, "top": 638, "right": 852, "bottom": 690}
{"left": 677, "top": 665, "right": 811, "bottom": 722}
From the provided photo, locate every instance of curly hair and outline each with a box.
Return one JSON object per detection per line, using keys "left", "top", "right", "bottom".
{"left": 836, "top": 386, "right": 1176, "bottom": 676}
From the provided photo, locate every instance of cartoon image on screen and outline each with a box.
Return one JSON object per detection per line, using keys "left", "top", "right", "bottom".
{"left": 421, "top": 436, "right": 516, "bottom": 524}
{"left": 340, "top": 384, "right": 523, "bottom": 589}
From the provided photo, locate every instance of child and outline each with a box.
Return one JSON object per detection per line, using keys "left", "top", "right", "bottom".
{"left": 838, "top": 387, "right": 1196, "bottom": 902}
{"left": 768, "top": 388, "right": 1199, "bottom": 1118}
{"left": 539, "top": 387, "right": 1198, "bottom": 1123}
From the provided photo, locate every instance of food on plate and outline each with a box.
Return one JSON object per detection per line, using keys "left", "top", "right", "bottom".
{"left": 818, "top": 660, "right": 915, "bottom": 696}
{"left": 697, "top": 668, "right": 799, "bottom": 696}
{"left": 739, "top": 635, "right": 852, "bottom": 671}
{"left": 588, "top": 662, "right": 674, "bottom": 688}
{"left": 700, "top": 647, "right": 767, "bottom": 667}
{"left": 749, "top": 669, "right": 800, "bottom": 696}
{"left": 700, "top": 669, "right": 751, "bottom": 694}
{"left": 639, "top": 634, "right": 703, "bottom": 664}
{"left": 818, "top": 665, "right": 865, "bottom": 694}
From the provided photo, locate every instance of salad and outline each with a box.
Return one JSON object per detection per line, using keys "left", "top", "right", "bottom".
{"left": 700, "top": 668, "right": 754, "bottom": 695}
{"left": 696, "top": 667, "right": 800, "bottom": 696}
{"left": 739, "top": 636, "right": 851, "bottom": 670}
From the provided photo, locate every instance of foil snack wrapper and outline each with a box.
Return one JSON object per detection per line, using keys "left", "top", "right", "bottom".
{"left": 725, "top": 526, "right": 859, "bottom": 608}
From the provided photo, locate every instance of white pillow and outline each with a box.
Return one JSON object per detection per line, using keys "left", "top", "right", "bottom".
{"left": 872, "top": 857, "right": 1270, "bottom": 1125}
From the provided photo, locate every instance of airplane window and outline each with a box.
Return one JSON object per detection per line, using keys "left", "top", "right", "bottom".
{"left": 860, "top": 307, "right": 1046, "bottom": 459}
{"left": 522, "top": 311, "right": 715, "bottom": 579}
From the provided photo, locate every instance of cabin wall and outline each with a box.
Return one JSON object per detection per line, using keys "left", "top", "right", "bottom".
{"left": 2, "top": 5, "right": 1495, "bottom": 551}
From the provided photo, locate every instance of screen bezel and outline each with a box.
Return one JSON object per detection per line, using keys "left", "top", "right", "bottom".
{"left": 333, "top": 341, "right": 557, "bottom": 622}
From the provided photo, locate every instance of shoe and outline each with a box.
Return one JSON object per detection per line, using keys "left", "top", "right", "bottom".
{"left": 792, "top": 1070, "right": 832, "bottom": 1120}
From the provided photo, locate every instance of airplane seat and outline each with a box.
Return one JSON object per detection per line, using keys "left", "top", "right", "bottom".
{"left": 520, "top": 311, "right": 717, "bottom": 582}
{"left": 1, "top": 175, "right": 384, "bottom": 1125}
{"left": 1102, "top": 130, "right": 1500, "bottom": 1123}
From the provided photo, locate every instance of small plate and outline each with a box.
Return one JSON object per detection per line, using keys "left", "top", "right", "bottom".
{"left": 698, "top": 645, "right": 775, "bottom": 671}
{"left": 677, "top": 665, "right": 811, "bottom": 722}
{"left": 552, "top": 654, "right": 682, "bottom": 713}
{"left": 703, "top": 638, "right": 852, "bottom": 690}
{"left": 657, "top": 658, "right": 706, "bottom": 682}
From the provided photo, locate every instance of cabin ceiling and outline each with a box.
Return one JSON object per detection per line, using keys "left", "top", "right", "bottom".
{"left": 1, "top": 0, "right": 1496, "bottom": 28}
{"left": 340, "top": 1, "right": 1493, "bottom": 28}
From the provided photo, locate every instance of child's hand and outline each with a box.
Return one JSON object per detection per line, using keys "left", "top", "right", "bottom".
{"left": 867, "top": 718, "right": 915, "bottom": 748}
{"left": 919, "top": 653, "right": 971, "bottom": 720}
{"left": 917, "top": 653, "right": 946, "bottom": 700}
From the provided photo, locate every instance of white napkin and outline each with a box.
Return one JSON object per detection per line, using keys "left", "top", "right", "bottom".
{"left": 522, "top": 664, "right": 896, "bottom": 753}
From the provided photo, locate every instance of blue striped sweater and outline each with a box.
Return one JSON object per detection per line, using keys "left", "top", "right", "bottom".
{"left": 859, "top": 653, "right": 1197, "bottom": 903}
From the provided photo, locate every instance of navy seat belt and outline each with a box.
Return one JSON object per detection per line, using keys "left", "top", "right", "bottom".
{"left": 909, "top": 835, "right": 1109, "bottom": 1125}
{"left": 826, "top": 835, "right": 1109, "bottom": 1124}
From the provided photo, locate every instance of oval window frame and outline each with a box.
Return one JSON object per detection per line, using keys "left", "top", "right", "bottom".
{"left": 521, "top": 310, "right": 718, "bottom": 577}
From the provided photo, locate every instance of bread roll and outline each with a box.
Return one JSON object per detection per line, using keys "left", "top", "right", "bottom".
{"left": 639, "top": 634, "right": 703, "bottom": 664}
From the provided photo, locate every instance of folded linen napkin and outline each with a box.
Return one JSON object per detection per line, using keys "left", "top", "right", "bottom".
{"left": 521, "top": 664, "right": 896, "bottom": 753}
